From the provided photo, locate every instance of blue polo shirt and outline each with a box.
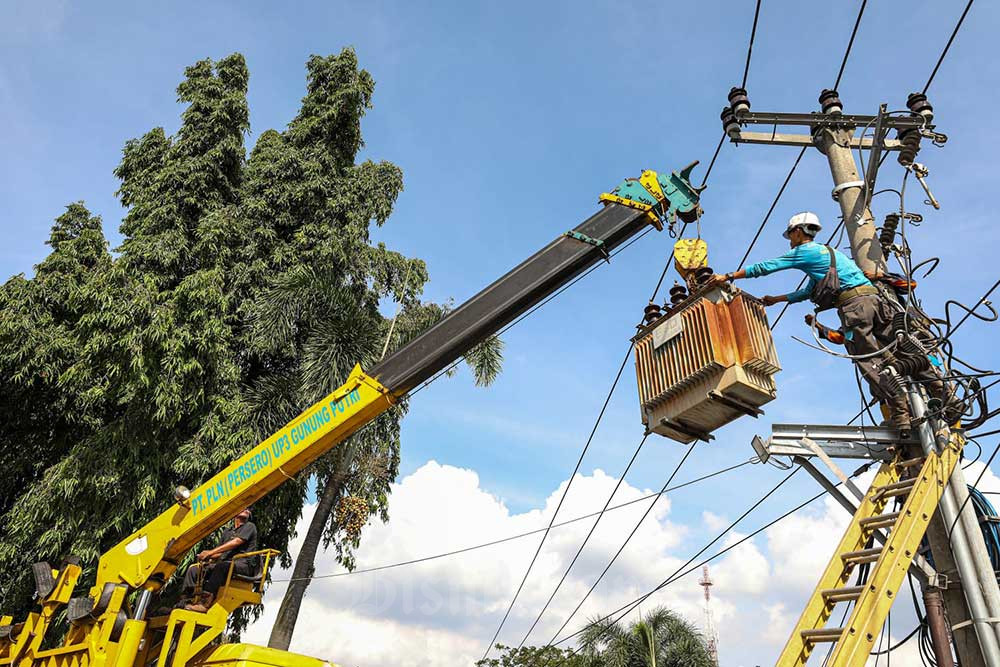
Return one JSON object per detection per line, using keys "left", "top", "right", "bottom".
{"left": 744, "top": 241, "right": 871, "bottom": 303}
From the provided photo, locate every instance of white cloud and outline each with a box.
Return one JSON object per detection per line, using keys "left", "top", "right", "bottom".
{"left": 241, "top": 457, "right": 984, "bottom": 666}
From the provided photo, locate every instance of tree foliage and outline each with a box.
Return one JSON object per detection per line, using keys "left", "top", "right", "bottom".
{"left": 0, "top": 49, "right": 502, "bottom": 632}
{"left": 476, "top": 644, "right": 592, "bottom": 667}
{"left": 577, "top": 606, "right": 714, "bottom": 667}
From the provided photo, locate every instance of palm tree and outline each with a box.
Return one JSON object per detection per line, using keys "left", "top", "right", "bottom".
{"left": 578, "top": 606, "right": 715, "bottom": 667}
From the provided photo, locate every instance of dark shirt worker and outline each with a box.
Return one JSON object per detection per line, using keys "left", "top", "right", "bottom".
{"left": 182, "top": 507, "right": 258, "bottom": 612}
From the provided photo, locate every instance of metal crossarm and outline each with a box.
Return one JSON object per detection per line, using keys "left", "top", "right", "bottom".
{"left": 777, "top": 435, "right": 961, "bottom": 666}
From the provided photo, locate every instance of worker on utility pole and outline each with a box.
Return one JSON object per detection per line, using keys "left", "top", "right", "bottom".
{"left": 710, "top": 212, "right": 912, "bottom": 438}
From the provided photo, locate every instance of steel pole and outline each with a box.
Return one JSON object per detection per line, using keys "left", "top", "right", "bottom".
{"left": 950, "top": 457, "right": 1000, "bottom": 637}
{"left": 909, "top": 388, "right": 1000, "bottom": 663}
{"left": 924, "top": 585, "right": 958, "bottom": 667}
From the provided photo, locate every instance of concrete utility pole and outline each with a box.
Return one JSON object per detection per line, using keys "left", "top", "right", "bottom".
{"left": 725, "top": 88, "right": 1000, "bottom": 667}
{"left": 812, "top": 91, "right": 885, "bottom": 275}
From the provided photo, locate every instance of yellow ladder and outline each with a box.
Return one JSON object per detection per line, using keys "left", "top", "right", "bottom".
{"left": 777, "top": 436, "right": 961, "bottom": 667}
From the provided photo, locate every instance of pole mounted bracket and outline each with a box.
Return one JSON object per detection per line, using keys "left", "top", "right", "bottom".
{"left": 599, "top": 162, "right": 704, "bottom": 232}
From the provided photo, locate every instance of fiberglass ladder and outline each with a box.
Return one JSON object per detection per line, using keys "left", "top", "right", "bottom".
{"left": 776, "top": 434, "right": 962, "bottom": 667}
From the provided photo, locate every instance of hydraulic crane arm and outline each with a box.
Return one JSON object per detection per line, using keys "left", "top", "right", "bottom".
{"left": 92, "top": 163, "right": 703, "bottom": 599}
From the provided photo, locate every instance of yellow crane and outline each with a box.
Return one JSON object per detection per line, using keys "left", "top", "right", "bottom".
{"left": 0, "top": 165, "right": 705, "bottom": 667}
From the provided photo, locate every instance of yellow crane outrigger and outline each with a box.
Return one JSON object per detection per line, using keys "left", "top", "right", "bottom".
{"left": 0, "top": 164, "right": 703, "bottom": 667}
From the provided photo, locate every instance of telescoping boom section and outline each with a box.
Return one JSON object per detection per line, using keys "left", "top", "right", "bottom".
{"left": 0, "top": 163, "right": 701, "bottom": 667}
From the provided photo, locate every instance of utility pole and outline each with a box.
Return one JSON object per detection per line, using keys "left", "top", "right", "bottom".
{"left": 811, "top": 89, "right": 884, "bottom": 274}
{"left": 725, "top": 88, "right": 998, "bottom": 667}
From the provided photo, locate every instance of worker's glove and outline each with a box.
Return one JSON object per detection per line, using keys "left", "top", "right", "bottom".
{"left": 708, "top": 274, "right": 729, "bottom": 286}
{"left": 761, "top": 295, "right": 781, "bottom": 306}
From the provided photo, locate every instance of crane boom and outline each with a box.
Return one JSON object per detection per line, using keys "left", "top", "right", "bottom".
{"left": 91, "top": 163, "right": 703, "bottom": 600}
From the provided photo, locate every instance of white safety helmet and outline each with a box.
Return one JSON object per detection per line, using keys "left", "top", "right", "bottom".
{"left": 783, "top": 211, "right": 822, "bottom": 239}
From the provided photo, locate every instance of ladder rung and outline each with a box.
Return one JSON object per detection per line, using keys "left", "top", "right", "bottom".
{"left": 802, "top": 627, "right": 846, "bottom": 643}
{"left": 874, "top": 478, "right": 916, "bottom": 498}
{"left": 822, "top": 585, "right": 864, "bottom": 603}
{"left": 842, "top": 547, "right": 883, "bottom": 564}
{"left": 859, "top": 511, "right": 901, "bottom": 530}
{"left": 895, "top": 456, "right": 925, "bottom": 468}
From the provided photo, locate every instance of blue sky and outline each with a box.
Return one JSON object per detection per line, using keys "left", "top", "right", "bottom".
{"left": 4, "top": 1, "right": 1000, "bottom": 663}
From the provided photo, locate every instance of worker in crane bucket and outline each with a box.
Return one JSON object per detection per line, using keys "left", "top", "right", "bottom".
{"left": 180, "top": 507, "right": 258, "bottom": 612}
{"left": 710, "top": 212, "right": 913, "bottom": 438}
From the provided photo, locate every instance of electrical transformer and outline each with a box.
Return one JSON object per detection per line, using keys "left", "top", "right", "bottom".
{"left": 634, "top": 285, "right": 780, "bottom": 444}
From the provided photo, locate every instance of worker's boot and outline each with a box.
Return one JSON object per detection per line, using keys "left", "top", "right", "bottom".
{"left": 184, "top": 593, "right": 214, "bottom": 613}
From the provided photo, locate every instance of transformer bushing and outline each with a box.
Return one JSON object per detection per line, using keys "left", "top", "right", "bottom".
{"left": 669, "top": 282, "right": 688, "bottom": 306}
{"left": 694, "top": 266, "right": 715, "bottom": 286}
{"left": 643, "top": 301, "right": 663, "bottom": 324}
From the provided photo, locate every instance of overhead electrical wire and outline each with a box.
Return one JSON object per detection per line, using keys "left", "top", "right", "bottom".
{"left": 544, "top": 442, "right": 699, "bottom": 645}
{"left": 740, "top": 0, "right": 762, "bottom": 89}
{"left": 700, "top": 134, "right": 727, "bottom": 190}
{"left": 922, "top": 0, "right": 975, "bottom": 94}
{"left": 552, "top": 465, "right": 811, "bottom": 656}
{"left": 833, "top": 0, "right": 868, "bottom": 91}
{"left": 270, "top": 458, "right": 754, "bottom": 584}
{"left": 516, "top": 433, "right": 650, "bottom": 647}
{"left": 480, "top": 343, "right": 635, "bottom": 659}
{"left": 548, "top": 473, "right": 848, "bottom": 664}
{"left": 736, "top": 145, "right": 808, "bottom": 270}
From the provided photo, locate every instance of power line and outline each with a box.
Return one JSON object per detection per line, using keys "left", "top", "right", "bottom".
{"left": 270, "top": 459, "right": 754, "bottom": 583}
{"left": 736, "top": 145, "right": 808, "bottom": 270}
{"left": 552, "top": 464, "right": 833, "bottom": 656}
{"left": 740, "top": 0, "right": 763, "bottom": 89}
{"left": 517, "top": 434, "right": 649, "bottom": 647}
{"left": 545, "top": 442, "right": 699, "bottom": 645}
{"left": 923, "top": 0, "right": 975, "bottom": 94}
{"left": 833, "top": 0, "right": 868, "bottom": 90}
{"left": 699, "top": 134, "right": 727, "bottom": 189}
{"left": 481, "top": 343, "right": 634, "bottom": 660}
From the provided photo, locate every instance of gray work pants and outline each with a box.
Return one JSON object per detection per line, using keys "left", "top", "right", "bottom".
{"left": 836, "top": 294, "right": 911, "bottom": 428}
{"left": 182, "top": 559, "right": 255, "bottom": 596}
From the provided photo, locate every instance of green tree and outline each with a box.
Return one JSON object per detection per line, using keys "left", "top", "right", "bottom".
{"left": 0, "top": 203, "right": 110, "bottom": 524}
{"left": 578, "top": 606, "right": 715, "bottom": 667}
{"left": 0, "top": 48, "right": 502, "bottom": 641}
{"left": 476, "top": 644, "right": 593, "bottom": 667}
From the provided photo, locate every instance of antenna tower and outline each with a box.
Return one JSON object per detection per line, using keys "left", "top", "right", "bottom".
{"left": 699, "top": 564, "right": 720, "bottom": 665}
